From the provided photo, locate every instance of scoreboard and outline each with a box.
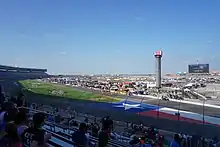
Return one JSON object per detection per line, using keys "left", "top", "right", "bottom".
{"left": 188, "top": 64, "right": 209, "bottom": 73}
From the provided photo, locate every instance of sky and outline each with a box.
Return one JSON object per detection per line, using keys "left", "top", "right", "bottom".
{"left": 0, "top": 0, "right": 220, "bottom": 75}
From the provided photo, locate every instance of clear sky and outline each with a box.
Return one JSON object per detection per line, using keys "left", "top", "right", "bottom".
{"left": 0, "top": 0, "right": 219, "bottom": 74}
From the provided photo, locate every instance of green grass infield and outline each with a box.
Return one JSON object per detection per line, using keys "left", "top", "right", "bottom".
{"left": 19, "top": 80, "right": 120, "bottom": 103}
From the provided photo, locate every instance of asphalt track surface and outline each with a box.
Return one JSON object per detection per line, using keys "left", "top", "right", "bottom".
{"left": 1, "top": 79, "right": 220, "bottom": 138}
{"left": 72, "top": 87, "right": 220, "bottom": 117}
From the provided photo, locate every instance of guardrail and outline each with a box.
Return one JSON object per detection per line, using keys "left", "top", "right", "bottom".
{"left": 23, "top": 107, "right": 129, "bottom": 147}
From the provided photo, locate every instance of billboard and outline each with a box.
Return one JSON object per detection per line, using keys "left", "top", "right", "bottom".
{"left": 188, "top": 64, "right": 209, "bottom": 73}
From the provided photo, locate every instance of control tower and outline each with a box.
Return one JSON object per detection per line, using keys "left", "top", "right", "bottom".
{"left": 154, "top": 50, "right": 163, "bottom": 88}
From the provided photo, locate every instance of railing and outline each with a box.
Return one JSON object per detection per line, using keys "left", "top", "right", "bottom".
{"left": 45, "top": 129, "right": 87, "bottom": 147}
{"left": 45, "top": 121, "right": 128, "bottom": 147}
{"left": 23, "top": 107, "right": 128, "bottom": 147}
{"left": 26, "top": 106, "right": 131, "bottom": 143}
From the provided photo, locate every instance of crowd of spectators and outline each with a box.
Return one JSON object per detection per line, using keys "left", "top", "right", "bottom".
{"left": 0, "top": 85, "right": 219, "bottom": 147}
{"left": 32, "top": 103, "right": 220, "bottom": 147}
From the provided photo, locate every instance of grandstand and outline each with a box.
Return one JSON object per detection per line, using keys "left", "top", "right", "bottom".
{"left": 0, "top": 65, "right": 49, "bottom": 80}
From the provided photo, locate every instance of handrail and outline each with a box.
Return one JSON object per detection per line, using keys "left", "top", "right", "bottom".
{"left": 46, "top": 121, "right": 128, "bottom": 147}
{"left": 47, "top": 140, "right": 63, "bottom": 147}
{"left": 69, "top": 118, "right": 75, "bottom": 134}
{"left": 22, "top": 107, "right": 128, "bottom": 147}
{"left": 45, "top": 128, "right": 90, "bottom": 147}
{"left": 25, "top": 106, "right": 130, "bottom": 142}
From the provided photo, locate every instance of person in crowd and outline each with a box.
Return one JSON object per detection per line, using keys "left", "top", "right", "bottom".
{"left": 73, "top": 109, "right": 77, "bottom": 118}
{"left": 0, "top": 86, "right": 5, "bottom": 105}
{"left": 21, "top": 112, "right": 51, "bottom": 147}
{"left": 47, "top": 112, "right": 55, "bottom": 122}
{"left": 170, "top": 134, "right": 180, "bottom": 147}
{"left": 15, "top": 92, "right": 24, "bottom": 107}
{"left": 99, "top": 119, "right": 111, "bottom": 147}
{"left": 0, "top": 105, "right": 8, "bottom": 132}
{"left": 0, "top": 122, "right": 22, "bottom": 147}
{"left": 72, "top": 122, "right": 89, "bottom": 147}
{"left": 14, "top": 108, "right": 28, "bottom": 136}
{"left": 129, "top": 135, "right": 141, "bottom": 147}
{"left": 0, "top": 102, "right": 18, "bottom": 132}
{"left": 102, "top": 116, "right": 113, "bottom": 131}
{"left": 91, "top": 122, "right": 100, "bottom": 137}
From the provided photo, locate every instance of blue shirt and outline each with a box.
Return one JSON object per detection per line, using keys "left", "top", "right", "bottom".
{"left": 72, "top": 131, "right": 88, "bottom": 146}
{"left": 170, "top": 140, "right": 180, "bottom": 147}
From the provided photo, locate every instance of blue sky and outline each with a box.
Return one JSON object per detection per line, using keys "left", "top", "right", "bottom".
{"left": 0, "top": 0, "right": 219, "bottom": 74}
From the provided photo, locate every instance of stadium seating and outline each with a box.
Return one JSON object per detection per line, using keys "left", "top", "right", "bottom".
{"left": 0, "top": 92, "right": 219, "bottom": 146}
{"left": 25, "top": 104, "right": 220, "bottom": 147}
{"left": 27, "top": 106, "right": 129, "bottom": 146}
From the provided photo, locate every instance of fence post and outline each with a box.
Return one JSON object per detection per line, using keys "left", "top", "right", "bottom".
{"left": 125, "top": 95, "right": 129, "bottom": 104}
{"left": 157, "top": 88, "right": 160, "bottom": 119}
{"left": 203, "top": 100, "right": 205, "bottom": 124}
{"left": 110, "top": 93, "right": 114, "bottom": 104}
{"left": 178, "top": 100, "right": 181, "bottom": 121}
{"left": 138, "top": 97, "right": 145, "bottom": 116}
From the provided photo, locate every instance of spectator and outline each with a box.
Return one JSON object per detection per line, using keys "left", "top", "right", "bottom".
{"left": 16, "top": 94, "right": 23, "bottom": 107}
{"left": 73, "top": 109, "right": 77, "bottom": 118}
{"left": 47, "top": 113, "right": 54, "bottom": 122}
{"left": 72, "top": 122, "right": 89, "bottom": 147}
{"left": 0, "top": 108, "right": 7, "bottom": 132}
{"left": 91, "top": 123, "right": 100, "bottom": 137}
{"left": 21, "top": 112, "right": 51, "bottom": 147}
{"left": 14, "top": 108, "right": 28, "bottom": 136}
{"left": 0, "top": 122, "right": 22, "bottom": 147}
{"left": 129, "top": 136, "right": 140, "bottom": 147}
{"left": 0, "top": 87, "right": 5, "bottom": 105}
{"left": 0, "top": 102, "right": 18, "bottom": 132}
{"left": 170, "top": 134, "right": 180, "bottom": 147}
{"left": 102, "top": 116, "right": 113, "bottom": 131}
{"left": 5, "top": 106, "right": 18, "bottom": 123}
{"left": 99, "top": 120, "right": 111, "bottom": 147}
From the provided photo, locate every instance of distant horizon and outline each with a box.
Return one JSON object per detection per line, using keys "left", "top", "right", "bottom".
{"left": 1, "top": 0, "right": 219, "bottom": 74}
{"left": 0, "top": 63, "right": 219, "bottom": 75}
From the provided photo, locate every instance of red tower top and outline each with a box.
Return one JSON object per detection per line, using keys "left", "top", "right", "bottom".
{"left": 154, "top": 50, "right": 163, "bottom": 57}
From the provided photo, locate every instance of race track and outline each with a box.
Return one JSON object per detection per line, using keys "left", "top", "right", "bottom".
{"left": 72, "top": 86, "right": 220, "bottom": 117}
{"left": 1, "top": 79, "right": 220, "bottom": 138}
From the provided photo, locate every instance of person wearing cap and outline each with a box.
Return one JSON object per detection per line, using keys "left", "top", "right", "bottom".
{"left": 21, "top": 112, "right": 51, "bottom": 147}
